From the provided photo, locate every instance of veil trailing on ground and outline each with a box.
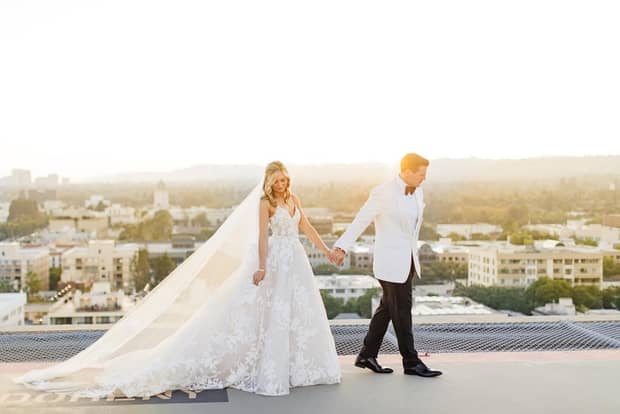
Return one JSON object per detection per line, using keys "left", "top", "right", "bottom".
{"left": 14, "top": 178, "right": 265, "bottom": 392}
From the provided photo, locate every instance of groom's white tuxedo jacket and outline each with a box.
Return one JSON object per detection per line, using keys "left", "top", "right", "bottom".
{"left": 334, "top": 175, "right": 425, "bottom": 283}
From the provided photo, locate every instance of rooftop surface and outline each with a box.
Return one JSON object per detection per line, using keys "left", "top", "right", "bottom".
{"left": 1, "top": 316, "right": 619, "bottom": 413}
{"left": 1, "top": 351, "right": 619, "bottom": 413}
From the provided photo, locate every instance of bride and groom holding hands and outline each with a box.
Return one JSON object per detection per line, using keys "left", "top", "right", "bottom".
{"left": 14, "top": 152, "right": 441, "bottom": 399}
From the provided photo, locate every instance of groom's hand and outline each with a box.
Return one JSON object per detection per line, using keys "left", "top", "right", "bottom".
{"left": 331, "top": 248, "right": 346, "bottom": 266}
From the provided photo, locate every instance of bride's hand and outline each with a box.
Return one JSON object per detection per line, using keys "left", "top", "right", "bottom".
{"left": 253, "top": 269, "right": 266, "bottom": 286}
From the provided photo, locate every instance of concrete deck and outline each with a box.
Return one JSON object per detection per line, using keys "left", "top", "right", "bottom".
{"left": 2, "top": 350, "right": 619, "bottom": 414}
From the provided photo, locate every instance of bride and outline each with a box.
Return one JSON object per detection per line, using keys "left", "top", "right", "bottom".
{"left": 13, "top": 161, "right": 342, "bottom": 397}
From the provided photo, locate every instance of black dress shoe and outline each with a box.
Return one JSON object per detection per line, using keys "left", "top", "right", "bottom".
{"left": 354, "top": 355, "right": 394, "bottom": 374}
{"left": 403, "top": 360, "right": 442, "bottom": 377}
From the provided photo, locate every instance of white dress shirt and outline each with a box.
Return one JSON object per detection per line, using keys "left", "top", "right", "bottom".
{"left": 397, "top": 174, "right": 419, "bottom": 233}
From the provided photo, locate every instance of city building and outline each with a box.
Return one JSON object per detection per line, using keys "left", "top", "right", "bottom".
{"left": 0, "top": 292, "right": 27, "bottom": 327}
{"left": 524, "top": 220, "right": 620, "bottom": 247}
{"left": 45, "top": 281, "right": 136, "bottom": 325}
{"left": 204, "top": 207, "right": 234, "bottom": 228}
{"left": 436, "top": 223, "right": 502, "bottom": 239}
{"left": 153, "top": 180, "right": 169, "bottom": 209}
{"left": 33, "top": 174, "right": 59, "bottom": 188}
{"left": 0, "top": 202, "right": 10, "bottom": 223}
{"left": 468, "top": 242, "right": 603, "bottom": 288}
{"left": 84, "top": 194, "right": 109, "bottom": 209}
{"left": 349, "top": 244, "right": 373, "bottom": 271}
{"left": 532, "top": 298, "right": 576, "bottom": 316}
{"left": 105, "top": 203, "right": 138, "bottom": 225}
{"left": 11, "top": 169, "right": 31, "bottom": 188}
{"left": 315, "top": 275, "right": 380, "bottom": 303}
{"left": 48, "top": 207, "right": 109, "bottom": 237}
{"left": 135, "top": 238, "right": 203, "bottom": 266}
{"left": 0, "top": 242, "right": 50, "bottom": 291}
{"left": 603, "top": 214, "right": 620, "bottom": 228}
{"left": 61, "top": 240, "right": 138, "bottom": 292}
{"left": 41, "top": 200, "right": 65, "bottom": 216}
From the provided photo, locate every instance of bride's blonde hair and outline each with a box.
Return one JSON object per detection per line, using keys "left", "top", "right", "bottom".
{"left": 262, "top": 161, "right": 291, "bottom": 207}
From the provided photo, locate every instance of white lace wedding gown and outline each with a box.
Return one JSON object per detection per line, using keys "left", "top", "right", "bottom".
{"left": 19, "top": 204, "right": 341, "bottom": 398}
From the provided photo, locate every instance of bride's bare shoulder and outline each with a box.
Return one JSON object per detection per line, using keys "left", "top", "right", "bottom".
{"left": 290, "top": 192, "right": 301, "bottom": 206}
{"left": 260, "top": 197, "right": 275, "bottom": 217}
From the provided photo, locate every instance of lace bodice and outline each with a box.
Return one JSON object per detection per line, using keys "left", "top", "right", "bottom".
{"left": 269, "top": 205, "right": 300, "bottom": 238}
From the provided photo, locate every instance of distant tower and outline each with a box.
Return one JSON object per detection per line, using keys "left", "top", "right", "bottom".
{"left": 153, "top": 180, "right": 169, "bottom": 209}
{"left": 11, "top": 169, "right": 31, "bottom": 189}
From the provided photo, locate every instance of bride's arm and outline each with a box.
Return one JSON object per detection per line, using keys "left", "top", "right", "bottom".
{"left": 254, "top": 199, "right": 270, "bottom": 285}
{"left": 291, "top": 193, "right": 331, "bottom": 256}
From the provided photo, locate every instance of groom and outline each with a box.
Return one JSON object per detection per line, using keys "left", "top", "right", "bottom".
{"left": 329, "top": 153, "right": 442, "bottom": 378}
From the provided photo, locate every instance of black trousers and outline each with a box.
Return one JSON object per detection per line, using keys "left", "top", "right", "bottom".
{"left": 359, "top": 254, "right": 420, "bottom": 367}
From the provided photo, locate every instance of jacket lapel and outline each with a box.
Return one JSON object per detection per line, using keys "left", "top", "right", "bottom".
{"left": 394, "top": 178, "right": 414, "bottom": 233}
{"left": 414, "top": 188, "right": 425, "bottom": 235}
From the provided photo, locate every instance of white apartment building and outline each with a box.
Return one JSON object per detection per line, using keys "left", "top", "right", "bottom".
{"left": 0, "top": 201, "right": 11, "bottom": 223}
{"left": 436, "top": 223, "right": 502, "bottom": 239}
{"left": 349, "top": 244, "right": 373, "bottom": 271}
{"left": 468, "top": 243, "right": 603, "bottom": 288}
{"left": 153, "top": 180, "right": 169, "bottom": 209}
{"left": 45, "top": 282, "right": 135, "bottom": 325}
{"left": 61, "top": 240, "right": 139, "bottom": 291}
{"left": 0, "top": 292, "right": 27, "bottom": 327}
{"left": 105, "top": 203, "right": 138, "bottom": 225}
{"left": 315, "top": 275, "right": 381, "bottom": 303}
{"left": 524, "top": 220, "right": 620, "bottom": 247}
{"left": 41, "top": 200, "right": 65, "bottom": 216}
{"left": 0, "top": 242, "right": 50, "bottom": 291}
{"left": 84, "top": 194, "right": 109, "bottom": 209}
{"left": 49, "top": 207, "right": 109, "bottom": 237}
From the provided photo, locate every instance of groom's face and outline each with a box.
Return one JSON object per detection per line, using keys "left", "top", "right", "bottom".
{"left": 402, "top": 166, "right": 427, "bottom": 186}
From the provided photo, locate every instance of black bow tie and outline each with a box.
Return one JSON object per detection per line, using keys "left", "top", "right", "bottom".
{"left": 405, "top": 185, "right": 416, "bottom": 195}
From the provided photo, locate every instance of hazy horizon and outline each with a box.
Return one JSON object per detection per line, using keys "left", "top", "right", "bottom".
{"left": 3, "top": 155, "right": 620, "bottom": 185}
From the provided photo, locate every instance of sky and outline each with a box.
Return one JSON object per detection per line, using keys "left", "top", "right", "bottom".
{"left": 1, "top": 0, "right": 619, "bottom": 180}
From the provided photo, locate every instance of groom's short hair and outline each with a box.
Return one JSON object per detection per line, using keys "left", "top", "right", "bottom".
{"left": 400, "top": 153, "right": 429, "bottom": 172}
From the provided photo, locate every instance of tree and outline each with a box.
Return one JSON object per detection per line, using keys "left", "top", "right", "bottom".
{"left": 603, "top": 257, "right": 620, "bottom": 278}
{"left": 448, "top": 232, "right": 465, "bottom": 242}
{"left": 130, "top": 249, "right": 151, "bottom": 291}
{"left": 92, "top": 201, "right": 106, "bottom": 212}
{"left": 8, "top": 199, "right": 42, "bottom": 222}
{"left": 524, "top": 277, "right": 573, "bottom": 307}
{"left": 149, "top": 210, "right": 173, "bottom": 240}
{"left": 0, "top": 279, "right": 14, "bottom": 293}
{"left": 453, "top": 284, "right": 533, "bottom": 314}
{"left": 1, "top": 198, "right": 48, "bottom": 240}
{"left": 197, "top": 227, "right": 216, "bottom": 241}
{"left": 313, "top": 264, "right": 339, "bottom": 275}
{"left": 419, "top": 224, "right": 439, "bottom": 241}
{"left": 192, "top": 212, "right": 208, "bottom": 227}
{"left": 152, "top": 253, "right": 176, "bottom": 286}
{"left": 571, "top": 285, "right": 603, "bottom": 310}
{"left": 119, "top": 210, "right": 173, "bottom": 241}
{"left": 320, "top": 290, "right": 344, "bottom": 319}
{"left": 333, "top": 228, "right": 345, "bottom": 237}
{"left": 573, "top": 237, "right": 598, "bottom": 247}
{"left": 24, "top": 271, "right": 41, "bottom": 301}
{"left": 351, "top": 288, "right": 380, "bottom": 318}
{"left": 49, "top": 267, "right": 62, "bottom": 291}
{"left": 602, "top": 286, "right": 620, "bottom": 309}
{"left": 419, "top": 261, "right": 468, "bottom": 284}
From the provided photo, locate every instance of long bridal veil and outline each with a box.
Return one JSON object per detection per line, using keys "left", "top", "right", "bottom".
{"left": 14, "top": 178, "right": 264, "bottom": 393}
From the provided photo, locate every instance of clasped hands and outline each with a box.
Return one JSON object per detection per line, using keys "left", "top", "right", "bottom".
{"left": 326, "top": 247, "right": 346, "bottom": 266}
